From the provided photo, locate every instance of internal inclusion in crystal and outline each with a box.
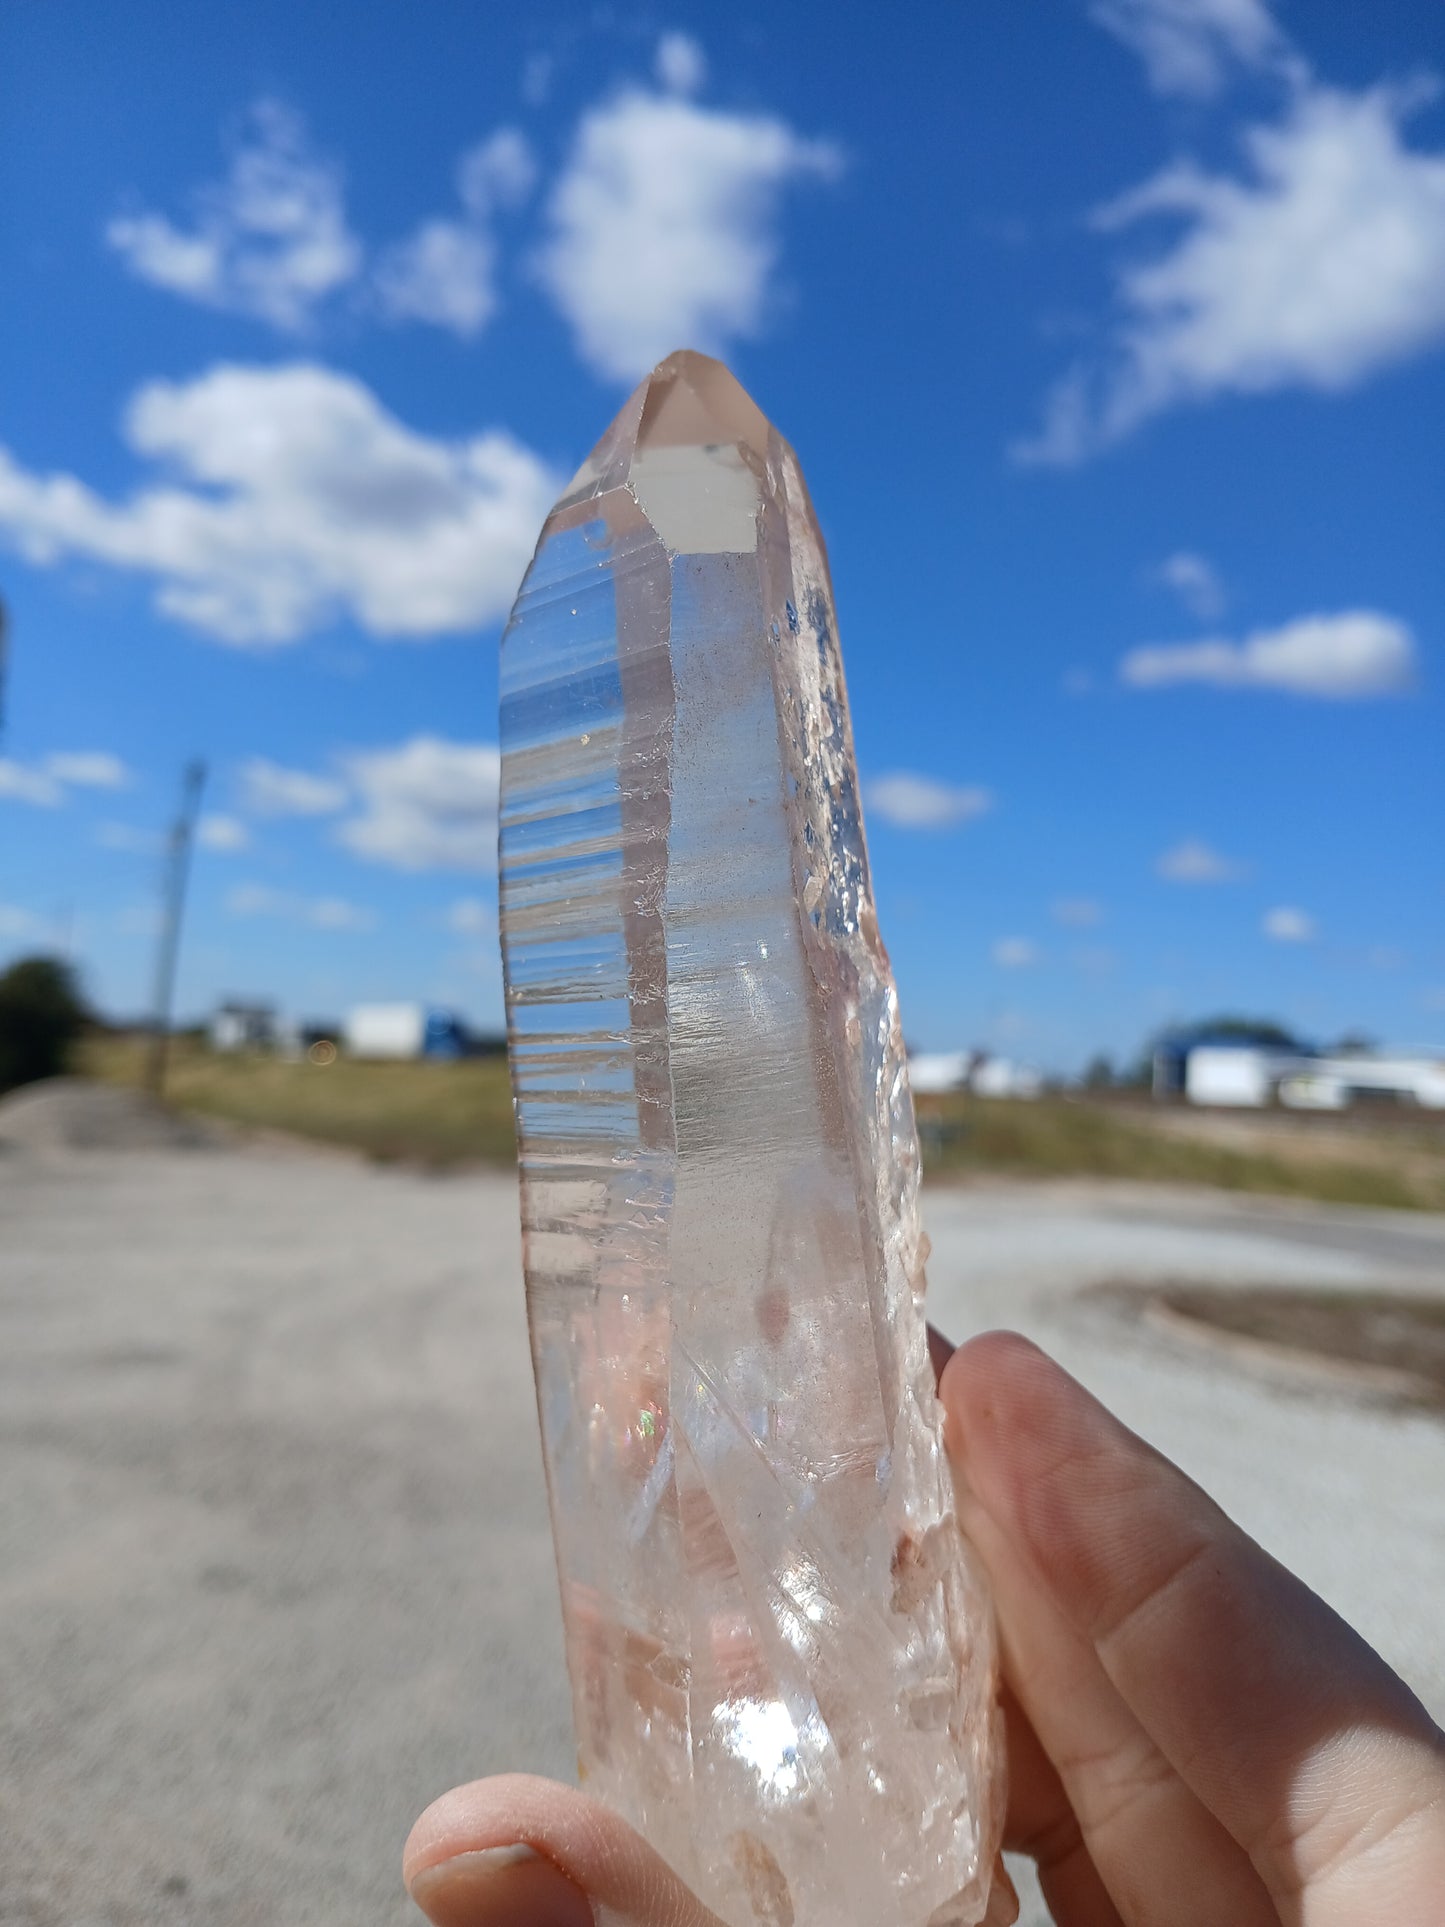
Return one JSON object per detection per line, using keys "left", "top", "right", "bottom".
{"left": 499, "top": 352, "right": 1008, "bottom": 1927}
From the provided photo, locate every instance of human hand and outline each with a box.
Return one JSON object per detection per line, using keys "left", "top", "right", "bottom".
{"left": 403, "top": 1330, "right": 1445, "bottom": 1926}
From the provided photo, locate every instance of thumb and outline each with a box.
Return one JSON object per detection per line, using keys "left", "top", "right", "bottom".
{"left": 404, "top": 1774, "right": 725, "bottom": 1927}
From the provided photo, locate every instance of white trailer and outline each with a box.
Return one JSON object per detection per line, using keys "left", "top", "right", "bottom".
{"left": 1184, "top": 1045, "right": 1276, "bottom": 1107}
{"left": 344, "top": 1003, "right": 428, "bottom": 1060}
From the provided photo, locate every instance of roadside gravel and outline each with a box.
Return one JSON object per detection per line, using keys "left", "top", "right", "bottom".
{"left": 1, "top": 1146, "right": 1439, "bottom": 1926}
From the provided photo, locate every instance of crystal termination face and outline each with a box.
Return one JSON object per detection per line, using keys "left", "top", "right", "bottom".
{"left": 499, "top": 352, "right": 1008, "bottom": 1927}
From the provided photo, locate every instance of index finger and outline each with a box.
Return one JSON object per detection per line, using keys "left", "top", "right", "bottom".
{"left": 942, "top": 1332, "right": 1445, "bottom": 1916}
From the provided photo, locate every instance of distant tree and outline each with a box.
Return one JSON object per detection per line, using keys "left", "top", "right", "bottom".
{"left": 1184, "top": 1014, "right": 1304, "bottom": 1050}
{"left": 1331, "top": 1031, "right": 1375, "bottom": 1057}
{"left": 1082, "top": 1054, "right": 1114, "bottom": 1089}
{"left": 0, "top": 955, "right": 89, "bottom": 1094}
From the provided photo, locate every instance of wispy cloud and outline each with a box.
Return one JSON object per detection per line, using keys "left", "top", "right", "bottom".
{"left": 992, "top": 937, "right": 1040, "bottom": 968}
{"left": 1156, "top": 837, "right": 1243, "bottom": 882}
{"left": 107, "top": 100, "right": 362, "bottom": 332}
{"left": 0, "top": 903, "right": 50, "bottom": 941}
{"left": 1121, "top": 610, "right": 1416, "bottom": 697}
{"left": 536, "top": 41, "right": 841, "bottom": 380}
{"left": 445, "top": 896, "right": 495, "bottom": 934}
{"left": 225, "top": 883, "right": 374, "bottom": 930}
{"left": 0, "top": 759, "right": 63, "bottom": 807}
{"left": 0, "top": 750, "right": 131, "bottom": 807}
{"left": 337, "top": 736, "right": 500, "bottom": 872}
{"left": 1088, "top": 0, "right": 1290, "bottom": 99}
{"left": 1052, "top": 897, "right": 1104, "bottom": 927}
{"left": 1262, "top": 904, "right": 1316, "bottom": 942}
{"left": 0, "top": 364, "right": 558, "bottom": 645}
{"left": 241, "top": 758, "right": 348, "bottom": 817}
{"left": 45, "top": 751, "right": 130, "bottom": 789}
{"left": 372, "top": 128, "right": 536, "bottom": 339}
{"left": 1016, "top": 82, "right": 1445, "bottom": 462}
{"left": 196, "top": 813, "right": 250, "bottom": 852}
{"left": 96, "top": 821, "right": 160, "bottom": 853}
{"left": 865, "top": 772, "right": 993, "bottom": 831}
{"left": 1156, "top": 550, "right": 1225, "bottom": 620}
{"left": 654, "top": 32, "right": 708, "bottom": 96}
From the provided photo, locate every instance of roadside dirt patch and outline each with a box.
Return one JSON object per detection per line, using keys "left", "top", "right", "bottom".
{"left": 1093, "top": 1279, "right": 1445, "bottom": 1413}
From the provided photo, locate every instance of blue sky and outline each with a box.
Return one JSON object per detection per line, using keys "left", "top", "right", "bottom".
{"left": 2, "top": 0, "right": 1442, "bottom": 1072}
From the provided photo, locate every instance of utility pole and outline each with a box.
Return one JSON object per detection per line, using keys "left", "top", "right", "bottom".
{"left": 0, "top": 596, "right": 9, "bottom": 749}
{"left": 145, "top": 759, "right": 206, "bottom": 1098}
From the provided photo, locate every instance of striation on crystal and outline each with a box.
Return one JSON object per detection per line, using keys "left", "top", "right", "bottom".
{"left": 498, "top": 351, "right": 1009, "bottom": 1927}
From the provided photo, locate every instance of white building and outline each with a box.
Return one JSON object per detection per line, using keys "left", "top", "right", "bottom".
{"left": 344, "top": 1003, "right": 467, "bottom": 1060}
{"left": 1182, "top": 1042, "right": 1445, "bottom": 1111}
{"left": 1278, "top": 1054, "right": 1445, "bottom": 1112}
{"left": 209, "top": 1000, "right": 276, "bottom": 1052}
{"left": 907, "top": 1049, "right": 1043, "bottom": 1099}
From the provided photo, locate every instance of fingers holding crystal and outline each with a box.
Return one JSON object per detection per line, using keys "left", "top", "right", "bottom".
{"left": 404, "top": 1775, "right": 728, "bottom": 1927}
{"left": 941, "top": 1334, "right": 1279, "bottom": 1925}
{"left": 993, "top": 1688, "right": 1127, "bottom": 1927}
{"left": 940, "top": 1331, "right": 1445, "bottom": 1920}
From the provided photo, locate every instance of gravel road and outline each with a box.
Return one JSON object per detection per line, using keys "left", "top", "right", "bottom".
{"left": 2, "top": 1142, "right": 1441, "bottom": 1926}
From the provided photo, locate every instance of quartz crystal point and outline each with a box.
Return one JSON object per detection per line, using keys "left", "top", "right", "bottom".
{"left": 498, "top": 351, "right": 1008, "bottom": 1927}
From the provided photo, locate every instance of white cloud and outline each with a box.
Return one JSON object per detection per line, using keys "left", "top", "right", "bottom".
{"left": 865, "top": 772, "right": 993, "bottom": 831}
{"left": 655, "top": 32, "right": 707, "bottom": 97}
{"left": 1157, "top": 549, "right": 1224, "bottom": 619}
{"left": 337, "top": 736, "right": 501, "bottom": 872}
{"left": 196, "top": 813, "right": 250, "bottom": 852}
{"left": 106, "top": 99, "right": 362, "bottom": 332}
{"left": 992, "top": 937, "right": 1040, "bottom": 968}
{"left": 1, "top": 750, "right": 132, "bottom": 808}
{"left": 446, "top": 895, "right": 495, "bottom": 934}
{"left": 0, "top": 759, "right": 63, "bottom": 807}
{"left": 225, "top": 882, "right": 374, "bottom": 930}
{"left": 536, "top": 86, "right": 841, "bottom": 381}
{"left": 1088, "top": 0, "right": 1288, "bottom": 98}
{"left": 1052, "top": 897, "right": 1104, "bottom": 927}
{"left": 1016, "top": 83, "right": 1445, "bottom": 462}
{"left": 457, "top": 129, "right": 537, "bottom": 216}
{"left": 373, "top": 129, "right": 536, "bottom": 340}
{"left": 0, "top": 363, "right": 559, "bottom": 645}
{"left": 241, "top": 758, "right": 348, "bottom": 817}
{"left": 45, "top": 750, "right": 131, "bottom": 789}
{"left": 1156, "top": 837, "right": 1242, "bottom": 882}
{"left": 373, "top": 221, "right": 497, "bottom": 337}
{"left": 1263, "top": 904, "right": 1317, "bottom": 942}
{"left": 1121, "top": 610, "right": 1416, "bottom": 697}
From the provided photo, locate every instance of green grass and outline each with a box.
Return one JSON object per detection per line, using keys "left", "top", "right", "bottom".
{"left": 82, "top": 1033, "right": 517, "bottom": 1167}
{"left": 81, "top": 1034, "right": 1445, "bottom": 1209}
{"left": 914, "top": 1092, "right": 1445, "bottom": 1212}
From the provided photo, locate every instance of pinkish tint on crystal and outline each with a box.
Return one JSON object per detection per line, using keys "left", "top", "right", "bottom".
{"left": 498, "top": 351, "right": 1009, "bottom": 1927}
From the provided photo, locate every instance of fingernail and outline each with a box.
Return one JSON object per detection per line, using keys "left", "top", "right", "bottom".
{"left": 408, "top": 1844, "right": 595, "bottom": 1927}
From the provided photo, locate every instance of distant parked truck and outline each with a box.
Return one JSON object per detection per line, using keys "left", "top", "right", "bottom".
{"left": 343, "top": 1003, "right": 467, "bottom": 1061}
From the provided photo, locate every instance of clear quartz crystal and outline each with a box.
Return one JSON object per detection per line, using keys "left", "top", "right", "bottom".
{"left": 498, "top": 351, "right": 1008, "bottom": 1927}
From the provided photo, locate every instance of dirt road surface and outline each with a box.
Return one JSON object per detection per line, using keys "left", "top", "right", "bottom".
{"left": 2, "top": 1143, "right": 1442, "bottom": 1926}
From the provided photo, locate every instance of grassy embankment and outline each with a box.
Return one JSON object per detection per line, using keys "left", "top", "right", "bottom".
{"left": 83, "top": 1033, "right": 1445, "bottom": 1209}
{"left": 82, "top": 1033, "right": 516, "bottom": 1166}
